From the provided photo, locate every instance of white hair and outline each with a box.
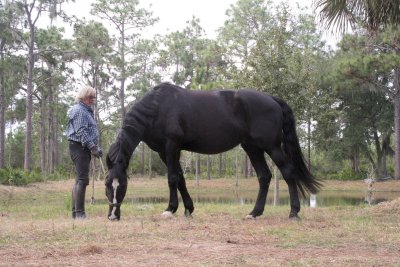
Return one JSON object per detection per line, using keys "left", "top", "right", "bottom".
{"left": 75, "top": 86, "right": 96, "bottom": 103}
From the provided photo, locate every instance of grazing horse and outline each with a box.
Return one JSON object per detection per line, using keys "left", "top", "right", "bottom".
{"left": 105, "top": 83, "right": 321, "bottom": 221}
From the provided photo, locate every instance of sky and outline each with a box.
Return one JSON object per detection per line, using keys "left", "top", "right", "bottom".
{"left": 62, "top": 0, "right": 322, "bottom": 39}
{"left": 63, "top": 0, "right": 241, "bottom": 38}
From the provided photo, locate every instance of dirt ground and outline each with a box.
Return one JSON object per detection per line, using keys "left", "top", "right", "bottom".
{"left": 1, "top": 179, "right": 400, "bottom": 266}
{"left": 1, "top": 214, "right": 399, "bottom": 267}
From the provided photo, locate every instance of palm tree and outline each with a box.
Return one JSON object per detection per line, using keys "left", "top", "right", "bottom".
{"left": 314, "top": 0, "right": 400, "bottom": 180}
{"left": 314, "top": 0, "right": 400, "bottom": 32}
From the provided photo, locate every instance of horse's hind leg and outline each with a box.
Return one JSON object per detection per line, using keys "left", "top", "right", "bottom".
{"left": 242, "top": 144, "right": 272, "bottom": 219}
{"left": 267, "top": 147, "right": 301, "bottom": 219}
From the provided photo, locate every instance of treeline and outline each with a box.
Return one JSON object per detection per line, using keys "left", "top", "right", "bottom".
{"left": 0, "top": 0, "right": 399, "bottom": 185}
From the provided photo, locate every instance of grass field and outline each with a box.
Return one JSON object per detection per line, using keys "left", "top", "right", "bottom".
{"left": 1, "top": 177, "right": 400, "bottom": 266}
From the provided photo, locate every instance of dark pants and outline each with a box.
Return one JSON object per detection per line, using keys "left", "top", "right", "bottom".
{"left": 69, "top": 141, "right": 91, "bottom": 218}
{"left": 69, "top": 141, "right": 91, "bottom": 186}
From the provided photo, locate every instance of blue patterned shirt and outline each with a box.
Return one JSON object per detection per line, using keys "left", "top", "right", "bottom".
{"left": 66, "top": 102, "right": 99, "bottom": 148}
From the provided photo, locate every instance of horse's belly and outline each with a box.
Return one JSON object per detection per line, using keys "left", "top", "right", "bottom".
{"left": 183, "top": 130, "right": 243, "bottom": 154}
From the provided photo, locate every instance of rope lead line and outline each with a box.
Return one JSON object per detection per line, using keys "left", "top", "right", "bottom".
{"left": 91, "top": 158, "right": 107, "bottom": 205}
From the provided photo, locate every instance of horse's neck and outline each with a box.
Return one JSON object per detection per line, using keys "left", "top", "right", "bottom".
{"left": 119, "top": 128, "right": 142, "bottom": 158}
{"left": 119, "top": 97, "right": 155, "bottom": 157}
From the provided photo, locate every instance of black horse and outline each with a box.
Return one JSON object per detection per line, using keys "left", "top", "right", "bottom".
{"left": 105, "top": 83, "right": 321, "bottom": 221}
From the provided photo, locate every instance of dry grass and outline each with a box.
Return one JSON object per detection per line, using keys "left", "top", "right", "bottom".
{"left": 1, "top": 178, "right": 400, "bottom": 266}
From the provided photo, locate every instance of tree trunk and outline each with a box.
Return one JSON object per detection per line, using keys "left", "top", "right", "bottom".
{"left": 273, "top": 164, "right": 279, "bottom": 206}
{"left": 394, "top": 93, "right": 400, "bottom": 179}
{"left": 0, "top": 41, "right": 5, "bottom": 168}
{"left": 373, "top": 130, "right": 383, "bottom": 177}
{"left": 22, "top": 2, "right": 43, "bottom": 171}
{"left": 119, "top": 24, "right": 126, "bottom": 121}
{"left": 350, "top": 145, "right": 360, "bottom": 173}
{"left": 381, "top": 134, "right": 390, "bottom": 177}
{"left": 40, "top": 97, "right": 47, "bottom": 173}
{"left": 24, "top": 27, "right": 35, "bottom": 171}
{"left": 140, "top": 142, "right": 145, "bottom": 175}
{"left": 195, "top": 153, "right": 200, "bottom": 185}
{"left": 49, "top": 68, "right": 55, "bottom": 173}
{"left": 48, "top": 86, "right": 56, "bottom": 173}
{"left": 235, "top": 146, "right": 239, "bottom": 186}
{"left": 243, "top": 154, "right": 248, "bottom": 178}
{"left": 148, "top": 146, "right": 152, "bottom": 179}
{"left": 307, "top": 119, "right": 311, "bottom": 170}
{"left": 218, "top": 153, "right": 223, "bottom": 177}
{"left": 207, "top": 155, "right": 211, "bottom": 180}
{"left": 393, "top": 66, "right": 400, "bottom": 180}
{"left": 0, "top": 74, "right": 4, "bottom": 168}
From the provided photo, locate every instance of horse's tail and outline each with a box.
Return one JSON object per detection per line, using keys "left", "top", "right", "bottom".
{"left": 272, "top": 96, "right": 322, "bottom": 197}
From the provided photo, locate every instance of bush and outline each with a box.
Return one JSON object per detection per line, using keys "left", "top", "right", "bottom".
{"left": 0, "top": 167, "right": 71, "bottom": 186}
{"left": 46, "top": 165, "right": 71, "bottom": 181}
{"left": 333, "top": 167, "right": 367, "bottom": 181}
{"left": 0, "top": 168, "right": 43, "bottom": 186}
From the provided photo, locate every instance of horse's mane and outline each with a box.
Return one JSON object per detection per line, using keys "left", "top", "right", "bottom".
{"left": 107, "top": 84, "right": 175, "bottom": 178}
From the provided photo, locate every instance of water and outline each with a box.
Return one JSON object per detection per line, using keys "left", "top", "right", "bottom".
{"left": 124, "top": 190, "right": 400, "bottom": 207}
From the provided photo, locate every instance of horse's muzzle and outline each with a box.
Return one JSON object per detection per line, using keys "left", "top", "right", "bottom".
{"left": 108, "top": 201, "right": 122, "bottom": 221}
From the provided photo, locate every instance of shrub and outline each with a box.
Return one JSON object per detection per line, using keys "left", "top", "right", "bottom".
{"left": 0, "top": 167, "right": 71, "bottom": 186}
{"left": 0, "top": 168, "right": 42, "bottom": 186}
{"left": 334, "top": 167, "right": 366, "bottom": 181}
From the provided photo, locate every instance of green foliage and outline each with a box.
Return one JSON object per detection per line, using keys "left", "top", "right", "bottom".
{"left": 0, "top": 165, "right": 71, "bottom": 186}
{"left": 0, "top": 168, "right": 41, "bottom": 186}
{"left": 1, "top": 0, "right": 398, "bottom": 185}
{"left": 4, "top": 127, "right": 25, "bottom": 168}
{"left": 331, "top": 168, "right": 367, "bottom": 181}
{"left": 73, "top": 20, "right": 113, "bottom": 65}
{"left": 219, "top": 0, "right": 327, "bottom": 122}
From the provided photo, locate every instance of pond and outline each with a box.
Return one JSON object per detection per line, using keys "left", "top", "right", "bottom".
{"left": 125, "top": 190, "right": 400, "bottom": 207}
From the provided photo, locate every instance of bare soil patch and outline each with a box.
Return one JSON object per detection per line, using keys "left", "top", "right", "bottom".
{"left": 1, "top": 178, "right": 400, "bottom": 266}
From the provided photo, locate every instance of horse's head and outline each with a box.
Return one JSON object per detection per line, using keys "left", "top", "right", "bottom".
{"left": 105, "top": 142, "right": 128, "bottom": 221}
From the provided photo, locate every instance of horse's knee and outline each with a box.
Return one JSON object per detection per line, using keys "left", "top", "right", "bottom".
{"left": 168, "top": 174, "right": 180, "bottom": 187}
{"left": 258, "top": 173, "right": 272, "bottom": 188}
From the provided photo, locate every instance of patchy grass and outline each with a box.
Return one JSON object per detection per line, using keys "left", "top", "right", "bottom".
{"left": 1, "top": 178, "right": 400, "bottom": 266}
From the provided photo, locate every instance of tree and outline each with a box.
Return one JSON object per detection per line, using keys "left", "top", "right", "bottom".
{"left": 331, "top": 34, "right": 395, "bottom": 176}
{"left": 35, "top": 26, "right": 72, "bottom": 173}
{"left": 314, "top": 0, "right": 400, "bottom": 179}
{"left": 9, "top": 0, "right": 73, "bottom": 171}
{"left": 0, "top": 1, "right": 24, "bottom": 168}
{"left": 220, "top": 0, "right": 328, "bottom": 171}
{"left": 73, "top": 20, "right": 113, "bottom": 153}
{"left": 218, "top": 0, "right": 271, "bottom": 87}
{"left": 314, "top": 0, "right": 400, "bottom": 32}
{"left": 91, "top": 0, "right": 158, "bottom": 120}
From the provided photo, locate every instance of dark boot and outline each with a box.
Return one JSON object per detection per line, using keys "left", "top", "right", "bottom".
{"left": 73, "top": 182, "right": 87, "bottom": 219}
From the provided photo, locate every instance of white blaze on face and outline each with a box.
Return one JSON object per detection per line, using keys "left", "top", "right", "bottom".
{"left": 109, "top": 178, "right": 120, "bottom": 220}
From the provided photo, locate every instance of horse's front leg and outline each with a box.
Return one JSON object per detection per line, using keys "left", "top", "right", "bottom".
{"left": 162, "top": 141, "right": 181, "bottom": 218}
{"left": 177, "top": 164, "right": 194, "bottom": 217}
{"left": 159, "top": 151, "right": 194, "bottom": 218}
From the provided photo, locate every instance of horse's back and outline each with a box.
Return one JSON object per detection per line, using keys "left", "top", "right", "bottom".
{"left": 141, "top": 84, "right": 284, "bottom": 153}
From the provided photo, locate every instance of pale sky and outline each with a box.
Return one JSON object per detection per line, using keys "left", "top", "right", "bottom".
{"left": 62, "top": 0, "right": 318, "bottom": 40}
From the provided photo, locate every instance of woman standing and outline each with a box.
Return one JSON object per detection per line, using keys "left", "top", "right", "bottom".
{"left": 66, "top": 86, "right": 102, "bottom": 219}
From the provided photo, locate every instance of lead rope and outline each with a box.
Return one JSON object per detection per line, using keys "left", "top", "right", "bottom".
{"left": 90, "top": 159, "right": 96, "bottom": 204}
{"left": 90, "top": 157, "right": 107, "bottom": 204}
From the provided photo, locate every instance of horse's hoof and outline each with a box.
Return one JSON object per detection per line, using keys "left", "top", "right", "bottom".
{"left": 108, "top": 216, "right": 120, "bottom": 221}
{"left": 289, "top": 214, "right": 300, "bottom": 221}
{"left": 161, "top": 211, "right": 174, "bottom": 219}
{"left": 245, "top": 214, "right": 256, "bottom": 220}
{"left": 184, "top": 209, "right": 193, "bottom": 218}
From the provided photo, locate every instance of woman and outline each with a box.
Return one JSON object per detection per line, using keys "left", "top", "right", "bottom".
{"left": 66, "top": 86, "right": 102, "bottom": 219}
